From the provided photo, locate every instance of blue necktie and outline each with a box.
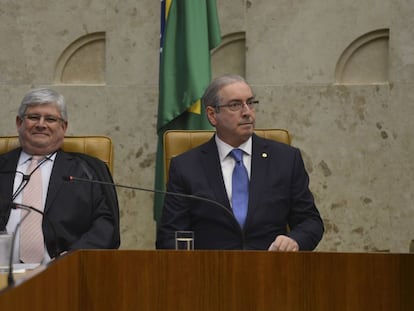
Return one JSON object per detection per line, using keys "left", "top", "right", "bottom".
{"left": 230, "top": 149, "right": 249, "bottom": 228}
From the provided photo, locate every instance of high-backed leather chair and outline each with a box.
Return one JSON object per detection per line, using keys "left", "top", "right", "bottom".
{"left": 163, "top": 129, "right": 291, "bottom": 183}
{"left": 0, "top": 136, "right": 114, "bottom": 174}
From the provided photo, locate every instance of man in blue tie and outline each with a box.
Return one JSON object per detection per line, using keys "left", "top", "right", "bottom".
{"left": 156, "top": 74, "right": 324, "bottom": 251}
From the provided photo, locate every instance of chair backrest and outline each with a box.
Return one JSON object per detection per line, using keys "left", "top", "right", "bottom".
{"left": 163, "top": 129, "right": 291, "bottom": 183}
{"left": 0, "top": 136, "right": 114, "bottom": 174}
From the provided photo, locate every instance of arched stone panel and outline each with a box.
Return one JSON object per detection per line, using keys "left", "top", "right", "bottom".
{"left": 335, "top": 29, "right": 389, "bottom": 84}
{"left": 211, "top": 32, "right": 246, "bottom": 79}
{"left": 54, "top": 32, "right": 105, "bottom": 84}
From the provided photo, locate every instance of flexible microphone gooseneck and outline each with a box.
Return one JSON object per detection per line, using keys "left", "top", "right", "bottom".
{"left": 7, "top": 203, "right": 31, "bottom": 286}
{"left": 62, "top": 175, "right": 233, "bottom": 217}
{"left": 5, "top": 202, "right": 61, "bottom": 287}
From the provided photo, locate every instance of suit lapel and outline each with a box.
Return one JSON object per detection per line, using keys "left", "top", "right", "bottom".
{"left": 0, "top": 149, "right": 21, "bottom": 197}
{"left": 45, "top": 150, "right": 75, "bottom": 212}
{"left": 0, "top": 149, "right": 21, "bottom": 224}
{"left": 246, "top": 134, "right": 270, "bottom": 226}
{"left": 200, "top": 137, "right": 232, "bottom": 212}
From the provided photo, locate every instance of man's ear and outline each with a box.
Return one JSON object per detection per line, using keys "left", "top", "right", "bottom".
{"left": 16, "top": 116, "right": 23, "bottom": 128}
{"left": 206, "top": 106, "right": 217, "bottom": 126}
{"left": 61, "top": 120, "right": 68, "bottom": 132}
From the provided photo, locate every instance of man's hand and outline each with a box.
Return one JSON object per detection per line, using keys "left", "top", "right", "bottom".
{"left": 268, "top": 235, "right": 299, "bottom": 252}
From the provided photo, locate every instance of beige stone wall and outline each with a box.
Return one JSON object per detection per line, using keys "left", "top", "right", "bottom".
{"left": 1, "top": 0, "right": 413, "bottom": 252}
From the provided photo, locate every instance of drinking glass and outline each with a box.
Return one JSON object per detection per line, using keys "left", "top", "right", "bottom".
{"left": 175, "top": 231, "right": 194, "bottom": 250}
{"left": 0, "top": 232, "right": 13, "bottom": 266}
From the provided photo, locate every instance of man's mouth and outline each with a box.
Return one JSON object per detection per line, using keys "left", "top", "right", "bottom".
{"left": 32, "top": 132, "right": 49, "bottom": 136}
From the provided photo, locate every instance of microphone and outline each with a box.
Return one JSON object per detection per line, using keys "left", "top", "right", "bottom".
{"left": 62, "top": 175, "right": 233, "bottom": 217}
{"left": 1, "top": 153, "right": 55, "bottom": 201}
{"left": 0, "top": 170, "right": 30, "bottom": 201}
{"left": 0, "top": 170, "right": 29, "bottom": 180}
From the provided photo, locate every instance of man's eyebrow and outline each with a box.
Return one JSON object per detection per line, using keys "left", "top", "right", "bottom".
{"left": 228, "top": 96, "right": 255, "bottom": 102}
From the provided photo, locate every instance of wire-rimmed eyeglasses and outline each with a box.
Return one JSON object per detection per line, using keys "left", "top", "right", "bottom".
{"left": 215, "top": 100, "right": 259, "bottom": 112}
{"left": 22, "top": 114, "right": 65, "bottom": 124}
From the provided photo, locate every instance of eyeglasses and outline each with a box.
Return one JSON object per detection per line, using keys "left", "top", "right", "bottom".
{"left": 23, "top": 114, "right": 65, "bottom": 124}
{"left": 215, "top": 100, "right": 259, "bottom": 112}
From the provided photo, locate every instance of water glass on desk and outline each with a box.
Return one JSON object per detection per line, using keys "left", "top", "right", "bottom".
{"left": 0, "top": 231, "right": 13, "bottom": 266}
{"left": 175, "top": 231, "right": 194, "bottom": 250}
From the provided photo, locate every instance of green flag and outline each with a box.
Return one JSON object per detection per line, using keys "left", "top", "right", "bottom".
{"left": 154, "top": 0, "right": 221, "bottom": 221}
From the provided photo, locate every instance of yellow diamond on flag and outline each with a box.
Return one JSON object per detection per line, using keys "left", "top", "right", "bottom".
{"left": 187, "top": 99, "right": 202, "bottom": 115}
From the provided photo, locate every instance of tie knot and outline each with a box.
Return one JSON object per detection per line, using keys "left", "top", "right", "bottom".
{"left": 31, "top": 156, "right": 43, "bottom": 164}
{"left": 230, "top": 149, "right": 244, "bottom": 163}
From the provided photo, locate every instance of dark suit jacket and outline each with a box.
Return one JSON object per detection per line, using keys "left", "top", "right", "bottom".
{"left": 0, "top": 148, "right": 120, "bottom": 257}
{"left": 156, "top": 134, "right": 324, "bottom": 250}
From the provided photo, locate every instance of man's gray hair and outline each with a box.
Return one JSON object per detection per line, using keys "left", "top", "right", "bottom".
{"left": 201, "top": 74, "right": 247, "bottom": 109}
{"left": 18, "top": 88, "right": 68, "bottom": 121}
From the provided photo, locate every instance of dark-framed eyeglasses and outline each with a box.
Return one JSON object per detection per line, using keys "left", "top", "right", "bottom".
{"left": 215, "top": 100, "right": 259, "bottom": 112}
{"left": 23, "top": 114, "right": 65, "bottom": 124}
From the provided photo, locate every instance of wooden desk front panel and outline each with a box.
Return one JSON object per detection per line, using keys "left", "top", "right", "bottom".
{"left": 79, "top": 250, "right": 413, "bottom": 311}
{"left": 1, "top": 250, "right": 413, "bottom": 311}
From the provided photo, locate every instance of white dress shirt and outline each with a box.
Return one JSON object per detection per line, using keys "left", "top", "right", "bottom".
{"left": 215, "top": 135, "right": 252, "bottom": 207}
{"left": 6, "top": 151, "right": 56, "bottom": 264}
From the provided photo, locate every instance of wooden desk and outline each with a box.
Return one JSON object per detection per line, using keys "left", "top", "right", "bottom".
{"left": 1, "top": 267, "right": 39, "bottom": 290}
{"left": 0, "top": 250, "right": 413, "bottom": 311}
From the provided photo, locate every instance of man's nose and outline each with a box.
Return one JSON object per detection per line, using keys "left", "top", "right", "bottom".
{"left": 35, "top": 117, "right": 47, "bottom": 126}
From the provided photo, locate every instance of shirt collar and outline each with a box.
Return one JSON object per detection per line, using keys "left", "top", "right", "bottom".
{"left": 215, "top": 134, "right": 252, "bottom": 161}
{"left": 18, "top": 150, "right": 57, "bottom": 166}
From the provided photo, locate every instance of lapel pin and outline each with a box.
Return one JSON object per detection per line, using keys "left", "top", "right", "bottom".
{"left": 262, "top": 152, "right": 268, "bottom": 158}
